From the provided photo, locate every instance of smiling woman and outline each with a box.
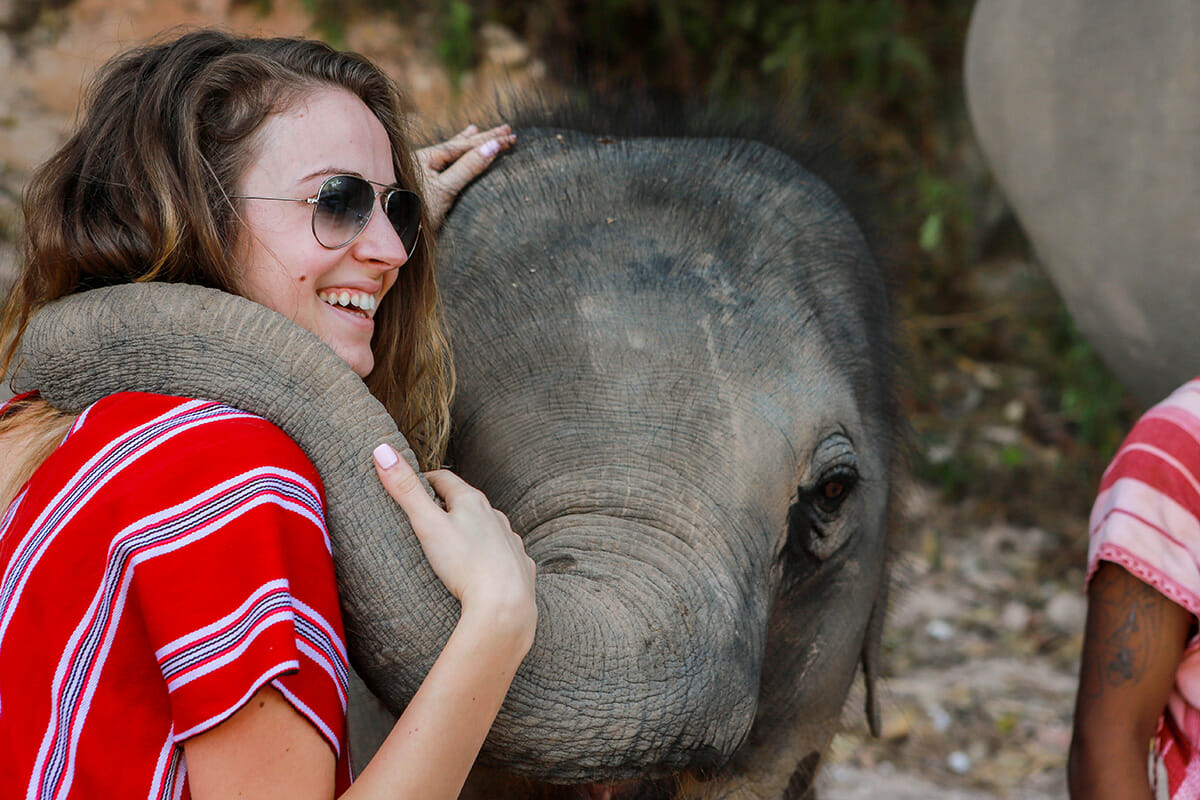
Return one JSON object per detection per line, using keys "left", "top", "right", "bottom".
{"left": 0, "top": 28, "right": 532, "bottom": 800}
{"left": 234, "top": 88, "right": 412, "bottom": 377}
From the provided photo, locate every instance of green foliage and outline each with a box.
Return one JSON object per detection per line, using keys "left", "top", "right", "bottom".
{"left": 300, "top": 0, "right": 348, "bottom": 47}
{"left": 998, "top": 445, "right": 1027, "bottom": 469}
{"left": 1047, "top": 310, "right": 1133, "bottom": 456}
{"left": 907, "top": 262, "right": 1137, "bottom": 540}
{"left": 437, "top": 0, "right": 476, "bottom": 81}
{"left": 242, "top": 0, "right": 274, "bottom": 17}
{"left": 291, "top": 0, "right": 476, "bottom": 80}
{"left": 470, "top": 0, "right": 978, "bottom": 262}
{"left": 915, "top": 169, "right": 970, "bottom": 257}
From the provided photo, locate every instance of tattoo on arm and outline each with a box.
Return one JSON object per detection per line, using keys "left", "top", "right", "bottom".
{"left": 1083, "top": 571, "right": 1165, "bottom": 699}
{"left": 1103, "top": 584, "right": 1158, "bottom": 684}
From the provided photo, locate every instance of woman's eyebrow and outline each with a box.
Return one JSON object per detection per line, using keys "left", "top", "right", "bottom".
{"left": 299, "top": 167, "right": 364, "bottom": 183}
{"left": 297, "top": 168, "right": 401, "bottom": 190}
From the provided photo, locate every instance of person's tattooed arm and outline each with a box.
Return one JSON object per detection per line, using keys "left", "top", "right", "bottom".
{"left": 1068, "top": 562, "right": 1193, "bottom": 799}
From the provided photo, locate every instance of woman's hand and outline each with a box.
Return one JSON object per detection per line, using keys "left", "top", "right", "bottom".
{"left": 372, "top": 443, "right": 536, "bottom": 643}
{"left": 416, "top": 124, "right": 515, "bottom": 230}
{"left": 346, "top": 443, "right": 535, "bottom": 799}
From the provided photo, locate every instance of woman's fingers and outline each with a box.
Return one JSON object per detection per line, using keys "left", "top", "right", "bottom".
{"left": 423, "top": 468, "right": 478, "bottom": 508}
{"left": 372, "top": 443, "right": 535, "bottom": 616}
{"left": 416, "top": 123, "right": 515, "bottom": 229}
{"left": 372, "top": 443, "right": 439, "bottom": 527}
{"left": 417, "top": 123, "right": 489, "bottom": 170}
{"left": 433, "top": 138, "right": 507, "bottom": 193}
{"left": 419, "top": 123, "right": 509, "bottom": 168}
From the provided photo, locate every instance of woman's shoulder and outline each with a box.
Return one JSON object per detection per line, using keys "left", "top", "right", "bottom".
{"left": 61, "top": 391, "right": 325, "bottom": 499}
{"left": 1087, "top": 377, "right": 1200, "bottom": 604}
{"left": 1103, "top": 377, "right": 1200, "bottom": 482}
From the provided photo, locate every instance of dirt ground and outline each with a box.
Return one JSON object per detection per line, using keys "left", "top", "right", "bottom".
{"left": 0, "top": 3, "right": 1087, "bottom": 798}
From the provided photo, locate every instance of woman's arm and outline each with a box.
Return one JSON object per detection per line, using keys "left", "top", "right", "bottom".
{"left": 185, "top": 445, "right": 536, "bottom": 800}
{"left": 1069, "top": 561, "right": 1192, "bottom": 799}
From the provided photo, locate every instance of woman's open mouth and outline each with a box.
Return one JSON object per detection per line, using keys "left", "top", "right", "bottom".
{"left": 318, "top": 288, "right": 377, "bottom": 319}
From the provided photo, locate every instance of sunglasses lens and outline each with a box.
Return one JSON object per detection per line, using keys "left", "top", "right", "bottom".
{"left": 312, "top": 175, "right": 374, "bottom": 248}
{"left": 384, "top": 190, "right": 422, "bottom": 256}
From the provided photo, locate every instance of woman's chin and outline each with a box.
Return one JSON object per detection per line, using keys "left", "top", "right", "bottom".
{"left": 332, "top": 344, "right": 374, "bottom": 378}
{"left": 350, "top": 355, "right": 374, "bottom": 379}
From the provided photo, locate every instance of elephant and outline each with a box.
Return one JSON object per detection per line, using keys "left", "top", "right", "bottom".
{"left": 18, "top": 100, "right": 901, "bottom": 798}
{"left": 965, "top": 0, "right": 1200, "bottom": 405}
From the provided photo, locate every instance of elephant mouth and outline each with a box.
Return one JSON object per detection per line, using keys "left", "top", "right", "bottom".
{"left": 568, "top": 779, "right": 669, "bottom": 800}
{"left": 784, "top": 751, "right": 822, "bottom": 800}
{"left": 477, "top": 774, "right": 678, "bottom": 800}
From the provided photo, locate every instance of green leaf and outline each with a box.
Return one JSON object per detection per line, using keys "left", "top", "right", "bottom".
{"left": 919, "top": 212, "right": 944, "bottom": 252}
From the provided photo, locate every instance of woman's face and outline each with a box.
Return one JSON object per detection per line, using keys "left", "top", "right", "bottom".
{"left": 235, "top": 88, "right": 408, "bottom": 378}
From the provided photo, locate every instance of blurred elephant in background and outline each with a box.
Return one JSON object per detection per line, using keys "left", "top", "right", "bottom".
{"left": 966, "top": 0, "right": 1200, "bottom": 405}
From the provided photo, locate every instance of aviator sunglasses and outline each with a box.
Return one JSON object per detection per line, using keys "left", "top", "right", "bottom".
{"left": 233, "top": 174, "right": 422, "bottom": 254}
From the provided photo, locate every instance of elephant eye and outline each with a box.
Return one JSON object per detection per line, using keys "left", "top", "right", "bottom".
{"left": 812, "top": 469, "right": 857, "bottom": 517}
{"left": 784, "top": 432, "right": 863, "bottom": 566}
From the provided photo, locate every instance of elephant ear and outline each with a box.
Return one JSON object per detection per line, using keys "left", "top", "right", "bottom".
{"left": 16, "top": 282, "right": 462, "bottom": 710}
{"left": 860, "top": 580, "right": 887, "bottom": 737}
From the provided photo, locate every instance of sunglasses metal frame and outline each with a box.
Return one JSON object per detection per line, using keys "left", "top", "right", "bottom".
{"left": 232, "top": 174, "right": 422, "bottom": 254}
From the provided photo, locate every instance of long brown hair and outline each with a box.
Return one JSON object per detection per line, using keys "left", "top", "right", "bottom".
{"left": 0, "top": 29, "right": 452, "bottom": 469}
{"left": 0, "top": 397, "right": 76, "bottom": 512}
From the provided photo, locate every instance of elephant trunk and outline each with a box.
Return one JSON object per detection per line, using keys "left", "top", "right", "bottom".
{"left": 482, "top": 493, "right": 768, "bottom": 779}
{"left": 438, "top": 421, "right": 777, "bottom": 779}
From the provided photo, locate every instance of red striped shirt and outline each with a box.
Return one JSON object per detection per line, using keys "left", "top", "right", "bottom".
{"left": 1087, "top": 376, "right": 1200, "bottom": 797}
{"left": 1088, "top": 377, "right": 1200, "bottom": 611}
{"left": 0, "top": 392, "right": 352, "bottom": 799}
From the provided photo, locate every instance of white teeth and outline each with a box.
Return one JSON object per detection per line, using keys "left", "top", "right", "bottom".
{"left": 319, "top": 289, "right": 377, "bottom": 315}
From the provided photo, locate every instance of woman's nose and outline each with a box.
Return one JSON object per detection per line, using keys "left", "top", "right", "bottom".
{"left": 351, "top": 198, "right": 411, "bottom": 268}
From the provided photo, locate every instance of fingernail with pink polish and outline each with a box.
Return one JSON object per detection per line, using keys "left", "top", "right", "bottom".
{"left": 373, "top": 443, "right": 398, "bottom": 469}
{"left": 478, "top": 139, "right": 501, "bottom": 158}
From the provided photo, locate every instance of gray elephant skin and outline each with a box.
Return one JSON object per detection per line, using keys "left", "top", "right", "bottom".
{"left": 966, "top": 0, "right": 1200, "bottom": 405}
{"left": 17, "top": 105, "right": 901, "bottom": 798}
{"left": 426, "top": 105, "right": 900, "bottom": 798}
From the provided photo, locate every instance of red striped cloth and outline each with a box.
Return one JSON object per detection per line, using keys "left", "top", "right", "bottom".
{"left": 0, "top": 392, "right": 351, "bottom": 799}
{"left": 1087, "top": 376, "right": 1200, "bottom": 799}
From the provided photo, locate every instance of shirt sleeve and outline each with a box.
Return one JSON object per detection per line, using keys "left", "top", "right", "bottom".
{"left": 1087, "top": 378, "right": 1200, "bottom": 617}
{"left": 125, "top": 407, "right": 350, "bottom": 761}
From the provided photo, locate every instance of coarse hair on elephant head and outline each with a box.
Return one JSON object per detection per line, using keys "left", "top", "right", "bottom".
{"left": 0, "top": 28, "right": 450, "bottom": 469}
{"left": 423, "top": 93, "right": 906, "bottom": 799}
